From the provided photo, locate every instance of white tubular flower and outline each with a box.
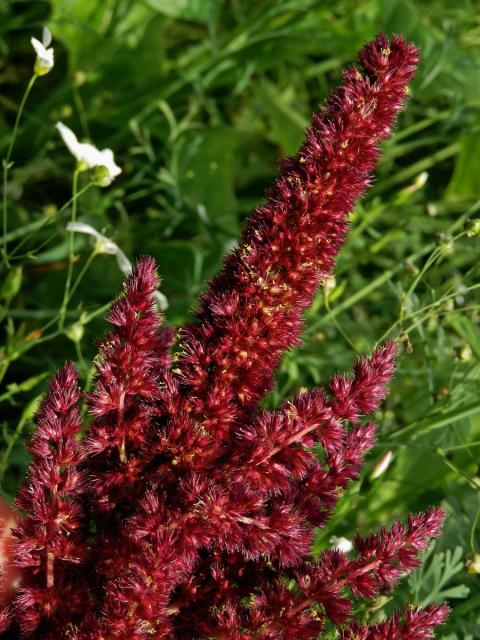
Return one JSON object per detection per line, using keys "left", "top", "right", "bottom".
{"left": 66, "top": 222, "right": 131, "bottom": 273}
{"left": 31, "top": 27, "right": 54, "bottom": 76}
{"left": 330, "top": 536, "right": 353, "bottom": 553}
{"left": 55, "top": 122, "right": 121, "bottom": 186}
{"left": 153, "top": 290, "right": 169, "bottom": 312}
{"left": 66, "top": 223, "right": 169, "bottom": 310}
{"left": 371, "top": 450, "right": 394, "bottom": 480}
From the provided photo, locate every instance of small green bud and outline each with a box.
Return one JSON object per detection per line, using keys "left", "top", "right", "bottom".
{"left": 0, "top": 266, "right": 23, "bottom": 301}
{"left": 465, "top": 218, "right": 480, "bottom": 237}
{"left": 74, "top": 70, "right": 87, "bottom": 86}
{"left": 42, "top": 203, "right": 58, "bottom": 217}
{"left": 92, "top": 165, "right": 112, "bottom": 187}
{"left": 443, "top": 298, "right": 455, "bottom": 312}
{"left": 436, "top": 232, "right": 454, "bottom": 255}
{"left": 456, "top": 344, "right": 473, "bottom": 362}
{"left": 60, "top": 104, "right": 73, "bottom": 119}
{"left": 65, "top": 322, "right": 84, "bottom": 343}
{"left": 34, "top": 58, "right": 52, "bottom": 76}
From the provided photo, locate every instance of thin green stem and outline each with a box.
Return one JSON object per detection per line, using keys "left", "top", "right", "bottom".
{"left": 0, "top": 413, "right": 30, "bottom": 483}
{"left": 2, "top": 74, "right": 37, "bottom": 267}
{"left": 438, "top": 441, "right": 480, "bottom": 453}
{"left": 67, "top": 249, "right": 98, "bottom": 303}
{"left": 0, "top": 360, "right": 9, "bottom": 386}
{"left": 400, "top": 304, "right": 480, "bottom": 339}
{"left": 370, "top": 142, "right": 460, "bottom": 195}
{"left": 7, "top": 182, "right": 93, "bottom": 259}
{"left": 470, "top": 504, "right": 480, "bottom": 554}
{"left": 400, "top": 230, "right": 466, "bottom": 318}
{"left": 436, "top": 453, "right": 480, "bottom": 490}
{"left": 389, "top": 401, "right": 480, "bottom": 440}
{"left": 325, "top": 295, "right": 356, "bottom": 350}
{"left": 58, "top": 168, "right": 80, "bottom": 330}
{"left": 308, "top": 199, "right": 480, "bottom": 341}
{"left": 376, "top": 283, "right": 480, "bottom": 344}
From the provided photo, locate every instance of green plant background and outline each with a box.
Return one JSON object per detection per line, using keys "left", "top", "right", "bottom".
{"left": 1, "top": 0, "right": 479, "bottom": 636}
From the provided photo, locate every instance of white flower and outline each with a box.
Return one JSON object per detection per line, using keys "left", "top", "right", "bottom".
{"left": 31, "top": 27, "right": 54, "bottom": 76}
{"left": 330, "top": 536, "right": 353, "bottom": 553}
{"left": 55, "top": 122, "right": 121, "bottom": 186}
{"left": 65, "top": 222, "right": 169, "bottom": 310}
{"left": 403, "top": 171, "right": 429, "bottom": 195}
{"left": 153, "top": 290, "right": 169, "bottom": 312}
{"left": 66, "top": 222, "right": 131, "bottom": 272}
{"left": 371, "top": 450, "right": 393, "bottom": 480}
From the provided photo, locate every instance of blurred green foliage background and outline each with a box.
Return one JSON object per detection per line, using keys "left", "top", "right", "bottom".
{"left": 0, "top": 0, "right": 479, "bottom": 636}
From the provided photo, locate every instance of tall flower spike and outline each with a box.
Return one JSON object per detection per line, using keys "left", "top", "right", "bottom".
{"left": 81, "top": 34, "right": 424, "bottom": 638}
{"left": 8, "top": 364, "right": 88, "bottom": 636}
{"left": 174, "top": 33, "right": 418, "bottom": 454}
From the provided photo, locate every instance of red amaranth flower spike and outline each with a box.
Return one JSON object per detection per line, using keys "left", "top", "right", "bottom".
{"left": 1, "top": 33, "right": 449, "bottom": 640}
{"left": 174, "top": 34, "right": 418, "bottom": 454}
{"left": 340, "top": 604, "right": 450, "bottom": 640}
{"left": 7, "top": 364, "right": 89, "bottom": 636}
{"left": 85, "top": 256, "right": 165, "bottom": 512}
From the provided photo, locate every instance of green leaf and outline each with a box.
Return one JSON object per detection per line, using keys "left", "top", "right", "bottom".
{"left": 176, "top": 126, "right": 240, "bottom": 232}
{"left": 49, "top": 0, "right": 117, "bottom": 68}
{"left": 258, "top": 80, "right": 307, "bottom": 155}
{"left": 6, "top": 372, "right": 49, "bottom": 395}
{"left": 446, "top": 133, "right": 480, "bottom": 202}
{"left": 409, "top": 545, "right": 470, "bottom": 607}
{"left": 447, "top": 315, "right": 480, "bottom": 359}
{"left": 20, "top": 394, "right": 43, "bottom": 422}
{"left": 144, "top": 0, "right": 219, "bottom": 23}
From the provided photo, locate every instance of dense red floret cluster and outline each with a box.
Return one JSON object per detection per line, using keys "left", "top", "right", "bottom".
{"left": 0, "top": 34, "right": 449, "bottom": 639}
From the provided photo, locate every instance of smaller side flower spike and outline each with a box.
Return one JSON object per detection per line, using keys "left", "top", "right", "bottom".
{"left": 85, "top": 257, "right": 166, "bottom": 512}
{"left": 9, "top": 364, "right": 89, "bottom": 636}
{"left": 329, "top": 341, "right": 397, "bottom": 422}
{"left": 340, "top": 604, "right": 449, "bottom": 640}
{"left": 0, "top": 498, "right": 18, "bottom": 633}
{"left": 180, "top": 506, "right": 445, "bottom": 639}
{"left": 292, "top": 508, "right": 445, "bottom": 627}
